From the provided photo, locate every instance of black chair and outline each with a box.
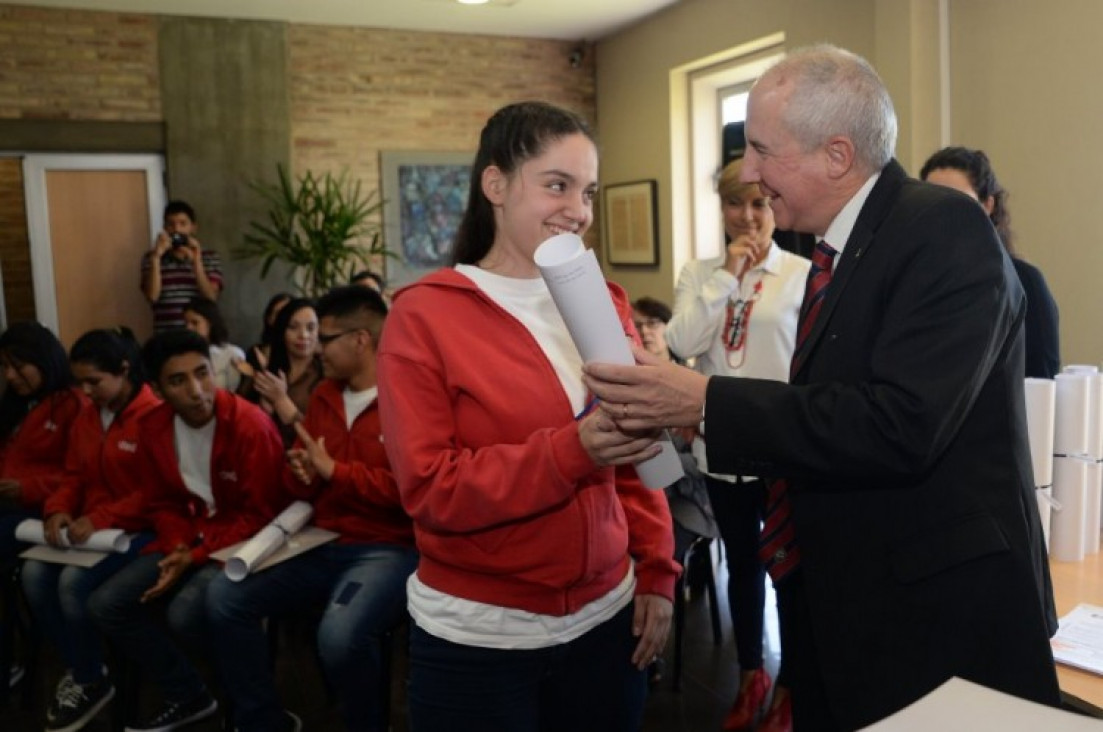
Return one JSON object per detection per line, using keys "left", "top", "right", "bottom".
{"left": 671, "top": 535, "right": 722, "bottom": 691}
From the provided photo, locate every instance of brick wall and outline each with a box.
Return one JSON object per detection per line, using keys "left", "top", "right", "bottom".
{"left": 0, "top": 5, "right": 160, "bottom": 121}
{"left": 0, "top": 158, "right": 35, "bottom": 322}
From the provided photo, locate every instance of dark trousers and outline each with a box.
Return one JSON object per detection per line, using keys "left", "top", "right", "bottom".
{"left": 705, "top": 475, "right": 772, "bottom": 674}
{"left": 775, "top": 571, "right": 840, "bottom": 732}
{"left": 407, "top": 602, "right": 647, "bottom": 732}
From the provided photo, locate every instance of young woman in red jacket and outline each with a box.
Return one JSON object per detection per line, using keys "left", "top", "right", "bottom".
{"left": 0, "top": 322, "right": 86, "bottom": 558}
{"left": 378, "top": 101, "right": 680, "bottom": 732}
{"left": 21, "top": 327, "right": 160, "bottom": 732}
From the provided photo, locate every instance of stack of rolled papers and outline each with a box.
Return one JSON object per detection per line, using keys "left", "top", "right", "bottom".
{"left": 1025, "top": 378, "right": 1056, "bottom": 549}
{"left": 1051, "top": 366, "right": 1103, "bottom": 561}
{"left": 15, "top": 518, "right": 133, "bottom": 553}
{"left": 224, "top": 501, "right": 313, "bottom": 582}
{"left": 533, "top": 233, "right": 684, "bottom": 490}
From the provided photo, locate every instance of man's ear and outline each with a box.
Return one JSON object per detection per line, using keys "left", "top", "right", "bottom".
{"left": 824, "top": 136, "right": 857, "bottom": 179}
{"left": 482, "top": 165, "right": 507, "bottom": 206}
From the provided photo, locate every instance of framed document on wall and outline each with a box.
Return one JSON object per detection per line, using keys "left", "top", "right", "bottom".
{"left": 603, "top": 179, "right": 658, "bottom": 266}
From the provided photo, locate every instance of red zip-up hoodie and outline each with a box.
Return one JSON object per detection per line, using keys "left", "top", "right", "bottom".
{"left": 0, "top": 387, "right": 87, "bottom": 509}
{"left": 137, "top": 389, "right": 285, "bottom": 564}
{"left": 285, "top": 379, "right": 414, "bottom": 547}
{"left": 378, "top": 268, "right": 678, "bottom": 616}
{"left": 44, "top": 384, "right": 161, "bottom": 532}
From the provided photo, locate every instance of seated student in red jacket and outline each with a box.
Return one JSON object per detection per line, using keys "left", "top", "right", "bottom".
{"left": 21, "top": 328, "right": 160, "bottom": 732}
{"left": 88, "top": 329, "right": 285, "bottom": 732}
{"left": 0, "top": 322, "right": 86, "bottom": 560}
{"left": 207, "top": 286, "right": 417, "bottom": 732}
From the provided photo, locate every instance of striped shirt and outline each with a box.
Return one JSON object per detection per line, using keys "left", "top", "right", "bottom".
{"left": 142, "top": 249, "right": 223, "bottom": 331}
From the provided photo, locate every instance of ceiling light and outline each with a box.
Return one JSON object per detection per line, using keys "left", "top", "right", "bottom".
{"left": 457, "top": 0, "right": 490, "bottom": 5}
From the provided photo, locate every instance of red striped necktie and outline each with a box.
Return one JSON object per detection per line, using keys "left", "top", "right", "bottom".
{"left": 759, "top": 240, "right": 837, "bottom": 582}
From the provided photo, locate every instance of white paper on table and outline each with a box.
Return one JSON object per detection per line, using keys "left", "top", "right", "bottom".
{"left": 14, "top": 518, "right": 134, "bottom": 553}
{"left": 533, "top": 233, "right": 684, "bottom": 490}
{"left": 858, "top": 676, "right": 1103, "bottom": 731}
{"left": 1052, "top": 603, "right": 1103, "bottom": 677}
{"left": 1024, "top": 378, "right": 1056, "bottom": 487}
{"left": 213, "top": 501, "right": 336, "bottom": 581}
{"left": 20, "top": 544, "right": 108, "bottom": 567}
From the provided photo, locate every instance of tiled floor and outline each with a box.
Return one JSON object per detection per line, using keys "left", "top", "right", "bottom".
{"left": 0, "top": 542, "right": 774, "bottom": 731}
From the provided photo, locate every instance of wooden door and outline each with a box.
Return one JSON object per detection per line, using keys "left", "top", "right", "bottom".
{"left": 23, "top": 154, "right": 165, "bottom": 346}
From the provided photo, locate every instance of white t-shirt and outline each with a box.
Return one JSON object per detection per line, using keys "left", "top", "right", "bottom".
{"left": 403, "top": 264, "right": 634, "bottom": 649}
{"left": 174, "top": 415, "right": 217, "bottom": 516}
{"left": 342, "top": 385, "right": 377, "bottom": 429}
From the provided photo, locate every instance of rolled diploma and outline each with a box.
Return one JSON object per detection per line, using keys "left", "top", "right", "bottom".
{"left": 534, "top": 233, "right": 684, "bottom": 489}
{"left": 1055, "top": 372, "right": 1091, "bottom": 457}
{"left": 1051, "top": 456, "right": 1089, "bottom": 562}
{"left": 1024, "top": 378, "right": 1056, "bottom": 488}
{"left": 224, "top": 501, "right": 314, "bottom": 582}
{"left": 15, "top": 518, "right": 132, "bottom": 552}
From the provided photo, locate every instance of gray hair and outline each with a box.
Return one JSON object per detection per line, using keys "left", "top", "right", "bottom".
{"left": 762, "top": 44, "right": 897, "bottom": 172}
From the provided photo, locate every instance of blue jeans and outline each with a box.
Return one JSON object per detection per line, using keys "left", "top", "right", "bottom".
{"left": 407, "top": 602, "right": 647, "bottom": 732}
{"left": 88, "top": 552, "right": 220, "bottom": 703}
{"left": 206, "top": 542, "right": 418, "bottom": 732}
{"left": 0, "top": 508, "right": 36, "bottom": 560}
{"left": 21, "top": 534, "right": 151, "bottom": 684}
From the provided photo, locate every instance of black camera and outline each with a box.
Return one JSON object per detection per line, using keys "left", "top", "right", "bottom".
{"left": 170, "top": 233, "right": 189, "bottom": 248}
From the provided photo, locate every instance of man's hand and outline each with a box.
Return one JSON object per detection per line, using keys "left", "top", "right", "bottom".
{"left": 152, "top": 231, "right": 172, "bottom": 258}
{"left": 582, "top": 345, "right": 710, "bottom": 431}
{"left": 140, "top": 545, "right": 192, "bottom": 603}
{"left": 577, "top": 410, "right": 661, "bottom": 467}
{"left": 631, "top": 594, "right": 673, "bottom": 670}
{"left": 44, "top": 512, "right": 72, "bottom": 547}
{"left": 184, "top": 236, "right": 203, "bottom": 266}
{"left": 67, "top": 516, "right": 96, "bottom": 545}
{"left": 291, "top": 421, "right": 336, "bottom": 482}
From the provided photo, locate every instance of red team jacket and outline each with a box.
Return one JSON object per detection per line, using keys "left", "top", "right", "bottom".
{"left": 285, "top": 379, "right": 414, "bottom": 548}
{"left": 0, "top": 387, "right": 87, "bottom": 509}
{"left": 44, "top": 384, "right": 161, "bottom": 532}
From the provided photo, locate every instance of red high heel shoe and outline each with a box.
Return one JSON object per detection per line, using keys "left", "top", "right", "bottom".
{"left": 721, "top": 668, "right": 771, "bottom": 731}
{"left": 757, "top": 692, "right": 793, "bottom": 732}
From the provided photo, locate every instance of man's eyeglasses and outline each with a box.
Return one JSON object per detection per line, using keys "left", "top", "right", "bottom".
{"left": 316, "top": 329, "right": 362, "bottom": 346}
{"left": 633, "top": 318, "right": 665, "bottom": 331}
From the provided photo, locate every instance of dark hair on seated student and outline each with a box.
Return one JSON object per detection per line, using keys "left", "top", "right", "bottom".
{"left": 260, "top": 292, "right": 293, "bottom": 346}
{"left": 632, "top": 296, "right": 672, "bottom": 325}
{"left": 350, "top": 270, "right": 385, "bottom": 291}
{"left": 163, "top": 199, "right": 196, "bottom": 223}
{"left": 268, "top": 298, "right": 316, "bottom": 377}
{"left": 184, "top": 296, "right": 230, "bottom": 346}
{"left": 142, "top": 329, "right": 210, "bottom": 385}
{"left": 317, "top": 285, "right": 388, "bottom": 346}
{"left": 0, "top": 322, "right": 72, "bottom": 439}
{"left": 70, "top": 327, "right": 145, "bottom": 393}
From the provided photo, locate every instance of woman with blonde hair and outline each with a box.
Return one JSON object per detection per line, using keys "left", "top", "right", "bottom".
{"left": 666, "top": 158, "right": 810, "bottom": 731}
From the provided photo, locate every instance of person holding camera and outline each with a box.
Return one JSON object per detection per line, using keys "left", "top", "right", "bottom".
{"left": 141, "top": 200, "right": 223, "bottom": 332}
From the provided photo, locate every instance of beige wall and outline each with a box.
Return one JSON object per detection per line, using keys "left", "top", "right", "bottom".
{"left": 596, "top": 0, "right": 876, "bottom": 305}
{"left": 949, "top": 0, "right": 1103, "bottom": 365}
{"left": 598, "top": 0, "right": 1103, "bottom": 366}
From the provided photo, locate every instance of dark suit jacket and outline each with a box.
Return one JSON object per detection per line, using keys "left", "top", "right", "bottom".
{"left": 705, "top": 161, "right": 1060, "bottom": 729}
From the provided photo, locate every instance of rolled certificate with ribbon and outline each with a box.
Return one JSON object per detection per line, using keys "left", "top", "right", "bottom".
{"left": 224, "top": 501, "right": 314, "bottom": 582}
{"left": 534, "top": 233, "right": 685, "bottom": 490}
{"left": 15, "top": 518, "right": 133, "bottom": 553}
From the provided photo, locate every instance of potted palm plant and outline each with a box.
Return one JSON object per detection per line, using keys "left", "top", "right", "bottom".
{"left": 237, "top": 165, "right": 389, "bottom": 296}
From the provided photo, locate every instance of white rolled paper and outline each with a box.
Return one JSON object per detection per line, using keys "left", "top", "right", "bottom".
{"left": 1086, "top": 461, "right": 1102, "bottom": 555}
{"left": 1051, "top": 456, "right": 1089, "bottom": 562}
{"left": 1037, "top": 487, "right": 1053, "bottom": 552}
{"left": 1024, "top": 378, "right": 1056, "bottom": 488}
{"left": 533, "top": 233, "right": 684, "bottom": 490}
{"left": 1054, "top": 372, "right": 1092, "bottom": 458}
{"left": 14, "top": 518, "right": 133, "bottom": 553}
{"left": 1064, "top": 366, "right": 1103, "bottom": 460}
{"left": 224, "top": 501, "right": 314, "bottom": 582}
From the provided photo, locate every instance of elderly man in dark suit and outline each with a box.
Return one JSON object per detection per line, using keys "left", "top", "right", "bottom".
{"left": 584, "top": 44, "right": 1059, "bottom": 731}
